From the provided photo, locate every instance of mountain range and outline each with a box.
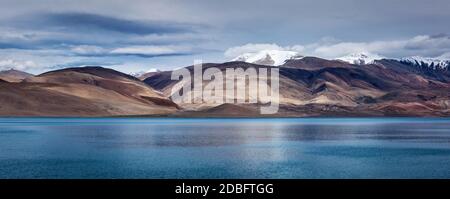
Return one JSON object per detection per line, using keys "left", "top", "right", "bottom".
{"left": 1, "top": 51, "right": 450, "bottom": 117}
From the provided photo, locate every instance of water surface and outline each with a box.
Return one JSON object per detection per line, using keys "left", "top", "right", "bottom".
{"left": 0, "top": 117, "right": 449, "bottom": 179}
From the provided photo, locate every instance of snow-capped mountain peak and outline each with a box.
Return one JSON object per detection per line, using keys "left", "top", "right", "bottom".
{"left": 130, "top": 68, "right": 160, "bottom": 77}
{"left": 231, "top": 50, "right": 303, "bottom": 66}
{"left": 400, "top": 56, "right": 450, "bottom": 69}
{"left": 336, "top": 52, "right": 384, "bottom": 65}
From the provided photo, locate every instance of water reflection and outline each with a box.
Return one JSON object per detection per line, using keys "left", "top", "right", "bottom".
{"left": 0, "top": 118, "right": 449, "bottom": 178}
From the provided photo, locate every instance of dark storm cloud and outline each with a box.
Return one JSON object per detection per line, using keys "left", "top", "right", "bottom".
{"left": 0, "top": 42, "right": 27, "bottom": 49}
{"left": 0, "top": 11, "right": 209, "bottom": 60}
{"left": 36, "top": 12, "right": 197, "bottom": 35}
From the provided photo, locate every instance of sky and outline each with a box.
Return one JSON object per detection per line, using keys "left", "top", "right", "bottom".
{"left": 0, "top": 0, "right": 450, "bottom": 74}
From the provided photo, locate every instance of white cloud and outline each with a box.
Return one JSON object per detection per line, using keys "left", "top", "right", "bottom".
{"left": 314, "top": 35, "right": 450, "bottom": 58}
{"left": 224, "top": 43, "right": 285, "bottom": 58}
{"left": 128, "top": 33, "right": 211, "bottom": 44}
{"left": 110, "top": 45, "right": 192, "bottom": 56}
{"left": 225, "top": 35, "right": 450, "bottom": 59}
{"left": 145, "top": 68, "right": 160, "bottom": 73}
{"left": 438, "top": 52, "right": 450, "bottom": 59}
{"left": 0, "top": 59, "right": 37, "bottom": 71}
{"left": 69, "top": 44, "right": 195, "bottom": 57}
{"left": 71, "top": 45, "right": 107, "bottom": 55}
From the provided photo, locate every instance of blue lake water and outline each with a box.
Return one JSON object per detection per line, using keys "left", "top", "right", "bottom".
{"left": 0, "top": 117, "right": 449, "bottom": 179}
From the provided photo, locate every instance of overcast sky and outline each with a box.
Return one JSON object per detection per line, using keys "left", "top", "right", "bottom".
{"left": 1, "top": 0, "right": 450, "bottom": 74}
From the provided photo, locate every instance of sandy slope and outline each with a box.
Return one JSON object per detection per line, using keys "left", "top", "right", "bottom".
{"left": 0, "top": 67, "right": 178, "bottom": 116}
{"left": 142, "top": 59, "right": 450, "bottom": 117}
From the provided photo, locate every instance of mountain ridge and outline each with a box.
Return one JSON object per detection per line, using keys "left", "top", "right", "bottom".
{"left": 2, "top": 56, "right": 450, "bottom": 117}
{"left": 229, "top": 50, "right": 450, "bottom": 70}
{"left": 0, "top": 66, "right": 178, "bottom": 116}
{"left": 142, "top": 57, "right": 450, "bottom": 117}
{"left": 231, "top": 50, "right": 303, "bottom": 66}
{"left": 0, "top": 69, "right": 34, "bottom": 82}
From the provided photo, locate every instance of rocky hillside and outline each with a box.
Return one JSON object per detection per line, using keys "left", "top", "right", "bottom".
{"left": 142, "top": 58, "right": 450, "bottom": 117}
{"left": 0, "top": 67, "right": 178, "bottom": 116}
{"left": 2, "top": 56, "right": 450, "bottom": 117}
{"left": 0, "top": 69, "right": 33, "bottom": 82}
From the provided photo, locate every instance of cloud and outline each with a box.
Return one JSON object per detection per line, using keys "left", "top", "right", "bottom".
{"left": 0, "top": 11, "right": 212, "bottom": 74}
{"left": 68, "top": 44, "right": 196, "bottom": 57}
{"left": 0, "top": 42, "right": 25, "bottom": 49}
{"left": 313, "top": 34, "right": 450, "bottom": 58}
{"left": 127, "top": 33, "right": 213, "bottom": 45}
{"left": 225, "top": 34, "right": 450, "bottom": 59}
{"left": 70, "top": 45, "right": 108, "bottom": 56}
{"left": 0, "top": 11, "right": 211, "bottom": 52}
{"left": 224, "top": 43, "right": 286, "bottom": 58}
{"left": 1, "top": 1, "right": 450, "bottom": 74}
{"left": 438, "top": 52, "right": 450, "bottom": 59}
{"left": 110, "top": 45, "right": 193, "bottom": 57}
{"left": 0, "top": 59, "right": 37, "bottom": 71}
{"left": 16, "top": 12, "right": 199, "bottom": 35}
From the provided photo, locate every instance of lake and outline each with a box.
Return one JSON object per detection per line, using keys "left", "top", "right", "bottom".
{"left": 0, "top": 117, "right": 449, "bottom": 179}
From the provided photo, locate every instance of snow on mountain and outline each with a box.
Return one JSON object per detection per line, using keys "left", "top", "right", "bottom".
{"left": 231, "top": 50, "right": 303, "bottom": 66}
{"left": 231, "top": 49, "right": 450, "bottom": 71}
{"left": 130, "top": 71, "right": 145, "bottom": 77}
{"left": 130, "top": 68, "right": 160, "bottom": 77}
{"left": 400, "top": 56, "right": 450, "bottom": 69}
{"left": 335, "top": 53, "right": 450, "bottom": 69}
{"left": 336, "top": 53, "right": 384, "bottom": 65}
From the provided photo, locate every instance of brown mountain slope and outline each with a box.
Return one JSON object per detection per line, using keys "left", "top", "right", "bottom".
{"left": 0, "top": 81, "right": 112, "bottom": 116}
{"left": 282, "top": 57, "right": 352, "bottom": 70}
{"left": 2, "top": 59, "right": 450, "bottom": 117}
{"left": 0, "top": 69, "right": 33, "bottom": 82}
{"left": 143, "top": 59, "right": 450, "bottom": 116}
{"left": 0, "top": 67, "right": 178, "bottom": 116}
